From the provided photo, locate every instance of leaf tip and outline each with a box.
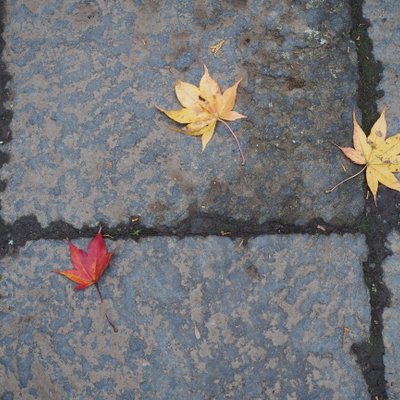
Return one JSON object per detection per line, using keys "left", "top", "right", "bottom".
{"left": 352, "top": 109, "right": 358, "bottom": 123}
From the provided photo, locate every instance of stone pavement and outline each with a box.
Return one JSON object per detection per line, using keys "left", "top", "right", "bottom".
{"left": 1, "top": 236, "right": 369, "bottom": 399}
{"left": 382, "top": 232, "right": 400, "bottom": 399}
{"left": 0, "top": 0, "right": 363, "bottom": 228}
{"left": 0, "top": 0, "right": 398, "bottom": 399}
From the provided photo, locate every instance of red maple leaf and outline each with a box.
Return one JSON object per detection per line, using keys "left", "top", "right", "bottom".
{"left": 54, "top": 227, "right": 117, "bottom": 332}
{"left": 54, "top": 227, "right": 112, "bottom": 290}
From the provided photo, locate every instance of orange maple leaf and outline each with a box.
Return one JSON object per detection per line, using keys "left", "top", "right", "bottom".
{"left": 327, "top": 107, "right": 400, "bottom": 205}
{"left": 158, "top": 65, "right": 247, "bottom": 164}
{"left": 54, "top": 227, "right": 112, "bottom": 290}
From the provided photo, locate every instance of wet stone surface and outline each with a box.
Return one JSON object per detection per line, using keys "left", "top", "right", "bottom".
{"left": 0, "top": 234, "right": 370, "bottom": 399}
{"left": 1, "top": 0, "right": 364, "bottom": 229}
{"left": 382, "top": 231, "right": 400, "bottom": 399}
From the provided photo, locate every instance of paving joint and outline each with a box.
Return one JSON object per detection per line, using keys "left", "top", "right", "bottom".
{"left": 349, "top": 0, "right": 392, "bottom": 398}
{"left": 0, "top": 0, "right": 12, "bottom": 197}
{"left": 0, "top": 213, "right": 367, "bottom": 257}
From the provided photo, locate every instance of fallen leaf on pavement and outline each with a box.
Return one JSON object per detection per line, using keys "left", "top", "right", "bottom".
{"left": 158, "top": 65, "right": 247, "bottom": 165}
{"left": 53, "top": 227, "right": 117, "bottom": 332}
{"left": 327, "top": 107, "right": 400, "bottom": 204}
{"left": 210, "top": 39, "right": 225, "bottom": 56}
{"left": 316, "top": 225, "right": 326, "bottom": 232}
{"left": 54, "top": 227, "right": 112, "bottom": 290}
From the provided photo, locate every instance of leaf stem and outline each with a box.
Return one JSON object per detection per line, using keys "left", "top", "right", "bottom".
{"left": 95, "top": 283, "right": 118, "bottom": 333}
{"left": 218, "top": 118, "right": 245, "bottom": 166}
{"left": 95, "top": 282, "right": 103, "bottom": 301}
{"left": 325, "top": 165, "right": 367, "bottom": 193}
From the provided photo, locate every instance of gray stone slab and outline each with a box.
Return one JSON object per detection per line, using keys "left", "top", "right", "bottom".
{"left": 381, "top": 231, "right": 400, "bottom": 399}
{"left": 0, "top": 234, "right": 369, "bottom": 399}
{"left": 0, "top": 1, "right": 363, "bottom": 228}
{"left": 365, "top": 0, "right": 400, "bottom": 133}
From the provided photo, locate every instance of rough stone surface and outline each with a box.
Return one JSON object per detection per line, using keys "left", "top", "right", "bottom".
{"left": 382, "top": 231, "right": 400, "bottom": 399}
{"left": 0, "top": 234, "right": 370, "bottom": 399}
{"left": 1, "top": 0, "right": 364, "bottom": 228}
{"left": 365, "top": 0, "right": 400, "bottom": 133}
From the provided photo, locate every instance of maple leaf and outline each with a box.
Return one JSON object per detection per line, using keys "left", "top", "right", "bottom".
{"left": 53, "top": 228, "right": 117, "bottom": 332}
{"left": 327, "top": 107, "right": 400, "bottom": 204}
{"left": 54, "top": 227, "right": 112, "bottom": 290}
{"left": 158, "top": 65, "right": 247, "bottom": 165}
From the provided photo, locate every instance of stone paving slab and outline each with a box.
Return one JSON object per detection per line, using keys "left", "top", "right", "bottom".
{"left": 365, "top": 0, "right": 400, "bottom": 133}
{"left": 381, "top": 231, "right": 400, "bottom": 399}
{"left": 0, "top": 234, "right": 370, "bottom": 399}
{"left": 0, "top": 0, "right": 364, "bottom": 228}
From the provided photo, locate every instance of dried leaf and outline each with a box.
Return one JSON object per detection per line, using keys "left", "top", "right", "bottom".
{"left": 54, "top": 227, "right": 112, "bottom": 290}
{"left": 334, "top": 107, "right": 400, "bottom": 204}
{"left": 210, "top": 39, "right": 226, "bottom": 56}
{"left": 53, "top": 227, "right": 117, "bottom": 332}
{"left": 316, "top": 225, "right": 326, "bottom": 232}
{"left": 158, "top": 65, "right": 247, "bottom": 164}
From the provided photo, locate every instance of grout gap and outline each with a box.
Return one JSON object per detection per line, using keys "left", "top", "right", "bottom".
{"left": 350, "top": 0, "right": 391, "bottom": 399}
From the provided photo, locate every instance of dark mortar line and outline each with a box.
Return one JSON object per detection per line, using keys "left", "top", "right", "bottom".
{"left": 350, "top": 1, "right": 389, "bottom": 399}
{"left": 0, "top": 2, "right": 12, "bottom": 239}
{"left": 0, "top": 0, "right": 13, "bottom": 254}
{"left": 0, "top": 3, "right": 12, "bottom": 149}
{"left": 0, "top": 213, "right": 367, "bottom": 257}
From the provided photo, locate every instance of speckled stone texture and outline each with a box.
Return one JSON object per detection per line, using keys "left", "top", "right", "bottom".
{"left": 0, "top": 235, "right": 369, "bottom": 399}
{"left": 1, "top": 0, "right": 363, "bottom": 228}
{"left": 365, "top": 0, "right": 400, "bottom": 134}
{"left": 381, "top": 232, "right": 400, "bottom": 399}
{"left": 365, "top": 3, "right": 400, "bottom": 397}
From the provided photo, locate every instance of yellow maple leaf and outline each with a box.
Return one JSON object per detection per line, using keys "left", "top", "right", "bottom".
{"left": 158, "top": 65, "right": 247, "bottom": 165}
{"left": 328, "top": 107, "right": 400, "bottom": 204}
